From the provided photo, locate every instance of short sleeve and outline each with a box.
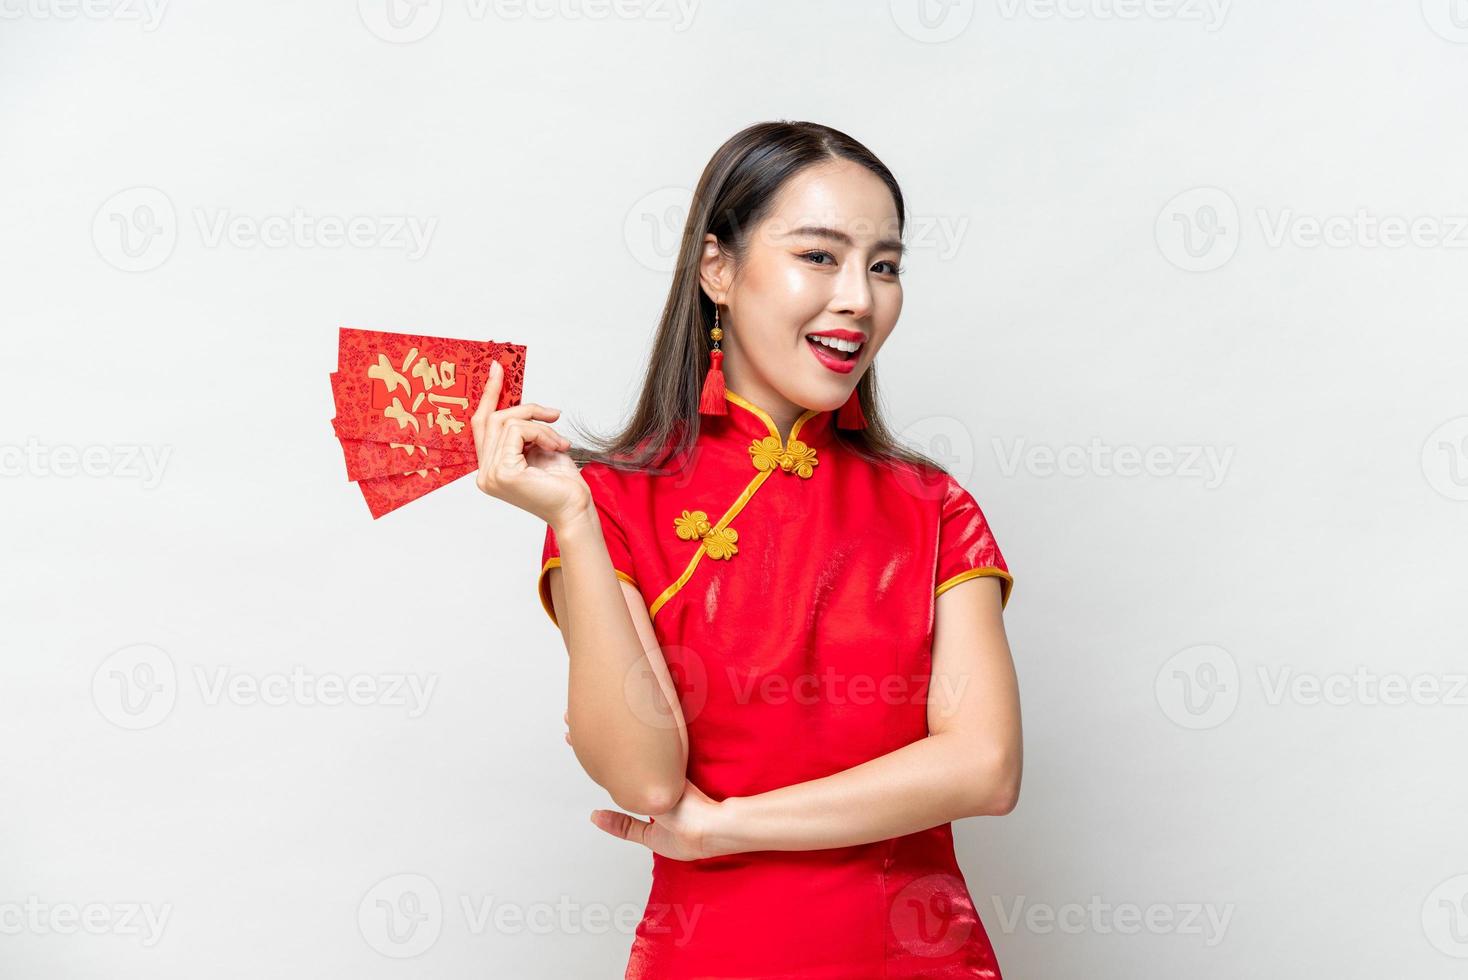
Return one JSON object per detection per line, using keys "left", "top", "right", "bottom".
{"left": 536, "top": 470, "right": 639, "bottom": 628}
{"left": 935, "top": 477, "right": 1013, "bottom": 609}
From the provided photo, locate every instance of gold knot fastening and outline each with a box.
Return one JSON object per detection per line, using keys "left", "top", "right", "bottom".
{"left": 749, "top": 436, "right": 818, "bottom": 479}
{"left": 673, "top": 509, "right": 739, "bottom": 560}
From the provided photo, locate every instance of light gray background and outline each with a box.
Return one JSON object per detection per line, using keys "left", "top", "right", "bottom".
{"left": 4, "top": 1, "right": 1467, "bottom": 977}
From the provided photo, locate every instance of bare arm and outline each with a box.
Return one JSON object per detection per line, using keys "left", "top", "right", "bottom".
{"left": 706, "top": 575, "right": 1021, "bottom": 853}
{"left": 545, "top": 515, "right": 688, "bottom": 814}
{"left": 469, "top": 360, "right": 687, "bottom": 815}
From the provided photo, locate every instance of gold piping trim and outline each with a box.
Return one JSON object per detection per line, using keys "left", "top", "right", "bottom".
{"left": 648, "top": 401, "right": 819, "bottom": 620}
{"left": 537, "top": 556, "right": 639, "bottom": 629}
{"left": 723, "top": 390, "right": 781, "bottom": 438}
{"left": 935, "top": 566, "right": 1013, "bottom": 609}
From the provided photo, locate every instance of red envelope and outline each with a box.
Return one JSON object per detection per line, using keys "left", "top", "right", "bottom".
{"left": 355, "top": 462, "right": 479, "bottom": 519}
{"left": 332, "top": 329, "right": 525, "bottom": 450}
{"left": 336, "top": 435, "right": 476, "bottom": 481}
{"left": 329, "top": 327, "right": 527, "bottom": 518}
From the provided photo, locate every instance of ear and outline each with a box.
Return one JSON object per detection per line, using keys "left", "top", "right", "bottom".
{"left": 698, "top": 233, "right": 732, "bottom": 305}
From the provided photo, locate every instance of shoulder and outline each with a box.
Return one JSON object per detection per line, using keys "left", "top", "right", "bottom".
{"left": 868, "top": 455, "right": 976, "bottom": 514}
{"left": 578, "top": 459, "right": 652, "bottom": 497}
{"left": 575, "top": 459, "right": 660, "bottom": 529}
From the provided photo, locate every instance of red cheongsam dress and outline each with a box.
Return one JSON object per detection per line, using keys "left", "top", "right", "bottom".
{"left": 538, "top": 388, "right": 1014, "bottom": 979}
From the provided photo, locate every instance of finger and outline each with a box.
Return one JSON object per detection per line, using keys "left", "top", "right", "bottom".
{"left": 479, "top": 405, "right": 561, "bottom": 461}
{"left": 472, "top": 359, "right": 503, "bottom": 422}
{"left": 470, "top": 362, "right": 503, "bottom": 457}
{"left": 589, "top": 809, "right": 653, "bottom": 848}
{"left": 504, "top": 419, "right": 571, "bottom": 457}
{"left": 488, "top": 402, "right": 563, "bottom": 427}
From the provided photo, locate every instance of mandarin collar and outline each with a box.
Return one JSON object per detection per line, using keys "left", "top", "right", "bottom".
{"left": 712, "top": 388, "right": 837, "bottom": 450}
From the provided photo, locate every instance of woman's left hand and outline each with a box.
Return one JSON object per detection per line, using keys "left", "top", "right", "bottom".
{"left": 565, "top": 714, "right": 734, "bottom": 860}
{"left": 588, "top": 780, "right": 733, "bottom": 861}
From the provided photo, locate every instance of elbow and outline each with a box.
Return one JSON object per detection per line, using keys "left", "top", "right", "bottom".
{"left": 611, "top": 779, "right": 684, "bottom": 816}
{"left": 968, "top": 746, "right": 1022, "bottom": 816}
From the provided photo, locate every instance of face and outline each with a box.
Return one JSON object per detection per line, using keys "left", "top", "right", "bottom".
{"left": 699, "top": 158, "right": 904, "bottom": 425}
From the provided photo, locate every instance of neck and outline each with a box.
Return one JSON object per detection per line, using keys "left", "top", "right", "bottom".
{"left": 721, "top": 372, "right": 804, "bottom": 442}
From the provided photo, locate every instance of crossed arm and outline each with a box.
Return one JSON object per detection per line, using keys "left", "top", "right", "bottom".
{"left": 550, "top": 513, "right": 1022, "bottom": 855}
{"left": 710, "top": 575, "right": 1021, "bottom": 853}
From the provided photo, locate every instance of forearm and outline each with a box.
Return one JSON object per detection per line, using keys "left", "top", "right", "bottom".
{"left": 711, "top": 732, "right": 1018, "bottom": 854}
{"left": 556, "top": 505, "right": 686, "bottom": 813}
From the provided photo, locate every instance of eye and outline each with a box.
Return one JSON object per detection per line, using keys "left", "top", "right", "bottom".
{"left": 874, "top": 260, "right": 903, "bottom": 276}
{"left": 799, "top": 250, "right": 835, "bottom": 266}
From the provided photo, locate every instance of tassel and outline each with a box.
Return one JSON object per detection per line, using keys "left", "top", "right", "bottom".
{"left": 836, "top": 386, "right": 866, "bottom": 429}
{"left": 698, "top": 348, "right": 728, "bottom": 415}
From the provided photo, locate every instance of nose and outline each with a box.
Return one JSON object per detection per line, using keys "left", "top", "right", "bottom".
{"left": 830, "top": 261, "right": 874, "bottom": 319}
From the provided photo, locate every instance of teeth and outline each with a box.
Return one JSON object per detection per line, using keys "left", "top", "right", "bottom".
{"left": 809, "top": 335, "right": 862, "bottom": 353}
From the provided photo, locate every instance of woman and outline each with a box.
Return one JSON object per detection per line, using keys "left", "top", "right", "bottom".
{"left": 471, "top": 120, "right": 1021, "bottom": 979}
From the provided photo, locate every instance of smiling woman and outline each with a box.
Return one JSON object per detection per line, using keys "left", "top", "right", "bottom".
{"left": 474, "top": 120, "right": 1021, "bottom": 979}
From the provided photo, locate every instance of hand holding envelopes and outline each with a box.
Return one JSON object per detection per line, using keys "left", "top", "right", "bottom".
{"left": 329, "top": 327, "right": 526, "bottom": 518}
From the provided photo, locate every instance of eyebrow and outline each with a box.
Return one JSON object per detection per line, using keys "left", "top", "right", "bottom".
{"left": 783, "top": 225, "right": 907, "bottom": 256}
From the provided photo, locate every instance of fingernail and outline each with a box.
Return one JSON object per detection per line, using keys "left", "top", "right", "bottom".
{"left": 491, "top": 360, "right": 501, "bottom": 376}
